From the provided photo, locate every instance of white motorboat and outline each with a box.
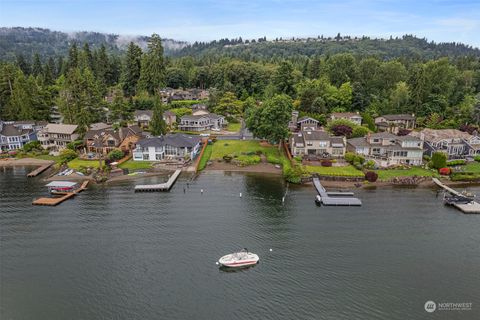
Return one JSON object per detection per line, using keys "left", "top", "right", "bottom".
{"left": 218, "top": 249, "right": 259, "bottom": 268}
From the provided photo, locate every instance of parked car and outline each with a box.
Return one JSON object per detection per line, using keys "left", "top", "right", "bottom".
{"left": 200, "top": 133, "right": 210, "bottom": 137}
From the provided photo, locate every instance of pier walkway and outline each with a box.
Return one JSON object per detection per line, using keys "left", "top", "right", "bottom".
{"left": 135, "top": 169, "right": 181, "bottom": 192}
{"left": 313, "top": 178, "right": 362, "bottom": 206}
{"left": 432, "top": 178, "right": 480, "bottom": 214}
{"left": 27, "top": 162, "right": 54, "bottom": 177}
{"left": 32, "top": 181, "right": 89, "bottom": 206}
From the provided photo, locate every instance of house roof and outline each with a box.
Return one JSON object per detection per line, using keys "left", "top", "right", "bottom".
{"left": 409, "top": 129, "right": 471, "bottom": 142}
{"left": 347, "top": 137, "right": 370, "bottom": 148}
{"left": 378, "top": 114, "right": 415, "bottom": 121}
{"left": 43, "top": 124, "right": 78, "bottom": 134}
{"left": 302, "top": 130, "right": 331, "bottom": 141}
{"left": 90, "top": 122, "right": 112, "bottom": 130}
{"left": 134, "top": 110, "right": 153, "bottom": 118}
{"left": 137, "top": 133, "right": 201, "bottom": 149}
{"left": 297, "top": 116, "right": 319, "bottom": 123}
{"left": 0, "top": 124, "right": 33, "bottom": 137}
{"left": 85, "top": 125, "right": 142, "bottom": 147}
{"left": 181, "top": 113, "right": 223, "bottom": 121}
{"left": 331, "top": 112, "right": 361, "bottom": 118}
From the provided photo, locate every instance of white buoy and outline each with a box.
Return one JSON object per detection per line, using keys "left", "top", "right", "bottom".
{"left": 201, "top": 189, "right": 204, "bottom": 194}
{"left": 239, "top": 192, "right": 242, "bottom": 198}
{"left": 215, "top": 262, "right": 219, "bottom": 265}
{"left": 269, "top": 248, "right": 273, "bottom": 252}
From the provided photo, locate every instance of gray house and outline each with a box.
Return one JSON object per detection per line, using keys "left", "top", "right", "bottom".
{"left": 410, "top": 129, "right": 480, "bottom": 159}
{"left": 133, "top": 133, "right": 201, "bottom": 161}
{"left": 0, "top": 120, "right": 46, "bottom": 151}
{"left": 178, "top": 113, "right": 226, "bottom": 132}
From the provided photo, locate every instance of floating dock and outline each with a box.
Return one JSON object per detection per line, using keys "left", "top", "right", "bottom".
{"left": 32, "top": 180, "right": 89, "bottom": 206}
{"left": 27, "top": 162, "right": 54, "bottom": 177}
{"left": 432, "top": 178, "right": 480, "bottom": 214}
{"left": 134, "top": 169, "right": 181, "bottom": 192}
{"left": 313, "top": 178, "right": 362, "bottom": 206}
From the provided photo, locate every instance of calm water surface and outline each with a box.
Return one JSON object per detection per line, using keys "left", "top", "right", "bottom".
{"left": 1, "top": 166, "right": 479, "bottom": 320}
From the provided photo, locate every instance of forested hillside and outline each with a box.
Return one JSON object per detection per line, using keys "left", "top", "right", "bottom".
{"left": 174, "top": 34, "right": 480, "bottom": 61}
{"left": 0, "top": 27, "right": 187, "bottom": 61}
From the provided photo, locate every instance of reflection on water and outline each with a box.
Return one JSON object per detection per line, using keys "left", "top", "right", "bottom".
{"left": 1, "top": 168, "right": 480, "bottom": 320}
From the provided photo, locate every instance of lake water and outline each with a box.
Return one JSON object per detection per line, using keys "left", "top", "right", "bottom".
{"left": 1, "top": 166, "right": 479, "bottom": 319}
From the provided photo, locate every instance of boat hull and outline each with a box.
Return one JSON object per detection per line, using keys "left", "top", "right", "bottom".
{"left": 218, "top": 252, "right": 259, "bottom": 268}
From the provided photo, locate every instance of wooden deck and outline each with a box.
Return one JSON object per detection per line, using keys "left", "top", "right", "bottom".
{"left": 27, "top": 162, "right": 54, "bottom": 177}
{"left": 32, "top": 180, "right": 89, "bottom": 206}
{"left": 135, "top": 169, "right": 182, "bottom": 192}
{"left": 432, "top": 178, "right": 480, "bottom": 214}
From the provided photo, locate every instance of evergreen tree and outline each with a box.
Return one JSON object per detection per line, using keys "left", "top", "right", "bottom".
{"left": 122, "top": 42, "right": 143, "bottom": 97}
{"left": 15, "top": 54, "right": 31, "bottom": 75}
{"left": 67, "top": 42, "right": 79, "bottom": 70}
{"left": 273, "top": 61, "right": 295, "bottom": 96}
{"left": 43, "top": 57, "right": 56, "bottom": 85}
{"left": 150, "top": 96, "right": 167, "bottom": 136}
{"left": 138, "top": 34, "right": 166, "bottom": 95}
{"left": 80, "top": 43, "right": 94, "bottom": 71}
{"left": 94, "top": 44, "right": 109, "bottom": 85}
{"left": 32, "top": 53, "right": 43, "bottom": 76}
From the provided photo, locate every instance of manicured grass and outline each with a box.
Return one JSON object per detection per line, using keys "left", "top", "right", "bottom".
{"left": 197, "top": 144, "right": 213, "bottom": 171}
{"left": 209, "top": 140, "right": 286, "bottom": 166}
{"left": 226, "top": 122, "right": 241, "bottom": 132}
{"left": 306, "top": 165, "right": 364, "bottom": 177}
{"left": 463, "top": 161, "right": 480, "bottom": 172}
{"left": 375, "top": 167, "right": 438, "bottom": 181}
{"left": 118, "top": 159, "right": 153, "bottom": 170}
{"left": 67, "top": 159, "right": 104, "bottom": 170}
{"left": 210, "top": 140, "right": 280, "bottom": 159}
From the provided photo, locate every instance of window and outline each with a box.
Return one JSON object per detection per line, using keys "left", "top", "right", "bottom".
{"left": 143, "top": 154, "right": 149, "bottom": 160}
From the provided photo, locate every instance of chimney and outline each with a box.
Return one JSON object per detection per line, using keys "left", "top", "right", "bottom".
{"left": 291, "top": 110, "right": 299, "bottom": 125}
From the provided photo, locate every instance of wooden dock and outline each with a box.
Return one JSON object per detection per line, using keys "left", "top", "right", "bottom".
{"left": 313, "top": 178, "right": 362, "bottom": 206}
{"left": 432, "top": 178, "right": 480, "bottom": 214}
{"left": 32, "top": 180, "right": 89, "bottom": 206}
{"left": 27, "top": 162, "right": 54, "bottom": 177}
{"left": 135, "top": 169, "right": 181, "bottom": 192}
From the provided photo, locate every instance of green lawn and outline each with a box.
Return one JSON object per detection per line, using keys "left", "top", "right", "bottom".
{"left": 375, "top": 167, "right": 438, "bottom": 181}
{"left": 197, "top": 144, "right": 213, "bottom": 171}
{"left": 210, "top": 140, "right": 286, "bottom": 166}
{"left": 67, "top": 159, "right": 104, "bottom": 170}
{"left": 306, "top": 165, "right": 364, "bottom": 177}
{"left": 226, "top": 122, "right": 241, "bottom": 132}
{"left": 118, "top": 159, "right": 153, "bottom": 170}
{"left": 463, "top": 161, "right": 480, "bottom": 172}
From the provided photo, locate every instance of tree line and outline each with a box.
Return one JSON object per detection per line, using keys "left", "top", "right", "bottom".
{"left": 1, "top": 33, "right": 479, "bottom": 138}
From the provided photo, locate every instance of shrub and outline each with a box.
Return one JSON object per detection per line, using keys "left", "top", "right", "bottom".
{"left": 474, "top": 155, "right": 480, "bottom": 162}
{"left": 446, "top": 159, "right": 466, "bottom": 166}
{"left": 67, "top": 140, "right": 84, "bottom": 151}
{"left": 321, "top": 160, "right": 332, "bottom": 167}
{"left": 351, "top": 126, "right": 370, "bottom": 138}
{"left": 363, "top": 160, "right": 376, "bottom": 169}
{"left": 107, "top": 149, "right": 124, "bottom": 161}
{"left": 23, "top": 141, "right": 42, "bottom": 152}
{"left": 59, "top": 149, "right": 78, "bottom": 163}
{"left": 365, "top": 171, "right": 378, "bottom": 182}
{"left": 438, "top": 167, "right": 451, "bottom": 175}
{"left": 236, "top": 155, "right": 261, "bottom": 166}
{"left": 345, "top": 152, "right": 365, "bottom": 165}
{"left": 331, "top": 124, "right": 353, "bottom": 137}
{"left": 431, "top": 152, "right": 447, "bottom": 169}
{"left": 284, "top": 165, "right": 305, "bottom": 184}
{"left": 223, "top": 155, "right": 233, "bottom": 163}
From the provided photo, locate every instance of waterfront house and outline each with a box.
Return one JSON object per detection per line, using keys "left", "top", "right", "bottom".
{"left": 133, "top": 110, "right": 177, "bottom": 129}
{"left": 0, "top": 120, "right": 46, "bottom": 151}
{"left": 290, "top": 128, "right": 346, "bottom": 158}
{"left": 37, "top": 124, "right": 79, "bottom": 154}
{"left": 133, "top": 133, "right": 201, "bottom": 161}
{"left": 178, "top": 113, "right": 226, "bottom": 132}
{"left": 84, "top": 125, "right": 143, "bottom": 156}
{"left": 409, "top": 128, "right": 480, "bottom": 159}
{"left": 375, "top": 114, "right": 416, "bottom": 134}
{"left": 329, "top": 112, "right": 363, "bottom": 125}
{"left": 347, "top": 132, "right": 423, "bottom": 167}
{"left": 288, "top": 111, "right": 319, "bottom": 131}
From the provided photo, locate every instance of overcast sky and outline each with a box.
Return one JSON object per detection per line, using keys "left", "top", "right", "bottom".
{"left": 1, "top": 0, "right": 479, "bottom": 47}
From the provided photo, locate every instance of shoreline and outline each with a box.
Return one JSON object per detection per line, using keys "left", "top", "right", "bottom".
{"left": 2, "top": 157, "right": 479, "bottom": 189}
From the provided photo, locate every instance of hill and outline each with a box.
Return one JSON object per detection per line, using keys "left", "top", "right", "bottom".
{"left": 173, "top": 35, "right": 480, "bottom": 61}
{"left": 0, "top": 27, "right": 188, "bottom": 61}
